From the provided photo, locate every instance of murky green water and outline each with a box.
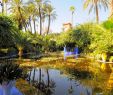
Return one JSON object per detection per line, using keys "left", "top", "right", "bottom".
{"left": 1, "top": 57, "right": 113, "bottom": 95}
{"left": 28, "top": 68, "right": 93, "bottom": 95}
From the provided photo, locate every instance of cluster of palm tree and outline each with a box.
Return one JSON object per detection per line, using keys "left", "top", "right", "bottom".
{"left": 0, "top": 0, "right": 57, "bottom": 35}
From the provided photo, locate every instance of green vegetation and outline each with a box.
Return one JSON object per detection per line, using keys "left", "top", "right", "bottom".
{"left": 1, "top": 13, "right": 113, "bottom": 61}
{"left": 0, "top": 15, "right": 17, "bottom": 48}
{"left": 0, "top": 1, "right": 113, "bottom": 60}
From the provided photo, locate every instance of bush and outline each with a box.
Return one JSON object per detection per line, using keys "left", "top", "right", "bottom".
{"left": 0, "top": 15, "right": 17, "bottom": 48}
{"left": 109, "top": 56, "right": 113, "bottom": 62}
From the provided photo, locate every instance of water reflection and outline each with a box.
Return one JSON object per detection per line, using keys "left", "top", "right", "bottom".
{"left": 28, "top": 68, "right": 56, "bottom": 95}
{"left": 28, "top": 68, "right": 92, "bottom": 95}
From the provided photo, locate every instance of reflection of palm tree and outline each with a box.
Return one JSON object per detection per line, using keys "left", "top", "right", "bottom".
{"left": 68, "top": 78, "right": 74, "bottom": 95}
{"left": 39, "top": 68, "right": 42, "bottom": 89}
{"left": 45, "top": 69, "right": 56, "bottom": 95}
{"left": 28, "top": 70, "right": 32, "bottom": 84}
{"left": 32, "top": 68, "right": 36, "bottom": 83}
{"left": 47, "top": 69, "right": 50, "bottom": 87}
{"left": 28, "top": 68, "right": 56, "bottom": 95}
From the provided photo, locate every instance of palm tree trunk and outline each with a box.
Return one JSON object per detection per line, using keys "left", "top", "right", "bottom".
{"left": 24, "top": 22, "right": 28, "bottom": 31}
{"left": 29, "top": 18, "right": 32, "bottom": 33}
{"left": 95, "top": 4, "right": 99, "bottom": 24}
{"left": 39, "top": 6, "right": 42, "bottom": 35}
{"left": 71, "top": 12, "right": 74, "bottom": 27}
{"left": 110, "top": 0, "right": 113, "bottom": 16}
{"left": 2, "top": 1, "right": 4, "bottom": 14}
{"left": 33, "top": 19, "right": 36, "bottom": 34}
{"left": 47, "top": 15, "right": 51, "bottom": 35}
{"left": 18, "top": 18, "right": 22, "bottom": 30}
{"left": 18, "top": 49, "right": 23, "bottom": 59}
{"left": 18, "top": 6, "right": 26, "bottom": 31}
{"left": 5, "top": 3, "right": 7, "bottom": 15}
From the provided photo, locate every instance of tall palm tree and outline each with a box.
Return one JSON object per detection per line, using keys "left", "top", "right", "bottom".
{"left": 45, "top": 4, "right": 56, "bottom": 35}
{"left": 9, "top": 0, "right": 26, "bottom": 30}
{"left": 35, "top": 0, "right": 49, "bottom": 35}
{"left": 84, "top": 0, "right": 109, "bottom": 23}
{"left": 24, "top": 3, "right": 38, "bottom": 33}
{"left": 69, "top": 6, "right": 75, "bottom": 27}
{"left": 35, "top": 0, "right": 43, "bottom": 35}
{"left": 41, "top": 4, "right": 47, "bottom": 34}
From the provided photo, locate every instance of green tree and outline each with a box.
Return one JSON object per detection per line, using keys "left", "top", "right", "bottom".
{"left": 0, "top": 15, "right": 17, "bottom": 48}
{"left": 84, "top": 0, "right": 109, "bottom": 23}
{"left": 102, "top": 20, "right": 113, "bottom": 31}
{"left": 69, "top": 6, "right": 75, "bottom": 27}
{"left": 89, "top": 25, "right": 113, "bottom": 55}
{"left": 13, "top": 31, "right": 31, "bottom": 59}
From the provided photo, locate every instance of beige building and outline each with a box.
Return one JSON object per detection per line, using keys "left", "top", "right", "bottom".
{"left": 62, "top": 23, "right": 72, "bottom": 31}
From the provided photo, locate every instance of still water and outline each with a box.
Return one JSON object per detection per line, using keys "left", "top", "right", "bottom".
{"left": 28, "top": 68, "right": 94, "bottom": 95}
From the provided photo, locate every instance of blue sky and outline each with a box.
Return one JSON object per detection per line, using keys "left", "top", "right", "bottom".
{"left": 49, "top": 0, "right": 110, "bottom": 33}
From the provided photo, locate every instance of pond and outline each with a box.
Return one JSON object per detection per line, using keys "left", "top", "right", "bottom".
{"left": 0, "top": 57, "right": 113, "bottom": 95}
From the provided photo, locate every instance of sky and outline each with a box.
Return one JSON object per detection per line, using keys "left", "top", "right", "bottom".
{"left": 49, "top": 0, "right": 110, "bottom": 33}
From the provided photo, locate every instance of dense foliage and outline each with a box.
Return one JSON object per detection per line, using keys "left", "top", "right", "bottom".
{"left": 0, "top": 14, "right": 113, "bottom": 61}
{"left": 0, "top": 15, "right": 17, "bottom": 48}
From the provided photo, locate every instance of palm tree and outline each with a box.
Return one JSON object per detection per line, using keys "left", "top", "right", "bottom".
{"left": 35, "top": 0, "right": 43, "bottom": 35}
{"left": 84, "top": 0, "right": 109, "bottom": 23}
{"left": 14, "top": 31, "right": 30, "bottom": 59}
{"left": 69, "top": 6, "right": 75, "bottom": 27}
{"left": 45, "top": 4, "right": 56, "bottom": 35}
{"left": 24, "top": 3, "right": 38, "bottom": 33}
{"left": 35, "top": 0, "right": 49, "bottom": 35}
{"left": 41, "top": 4, "right": 47, "bottom": 34}
{"left": 9, "top": 0, "right": 26, "bottom": 30}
